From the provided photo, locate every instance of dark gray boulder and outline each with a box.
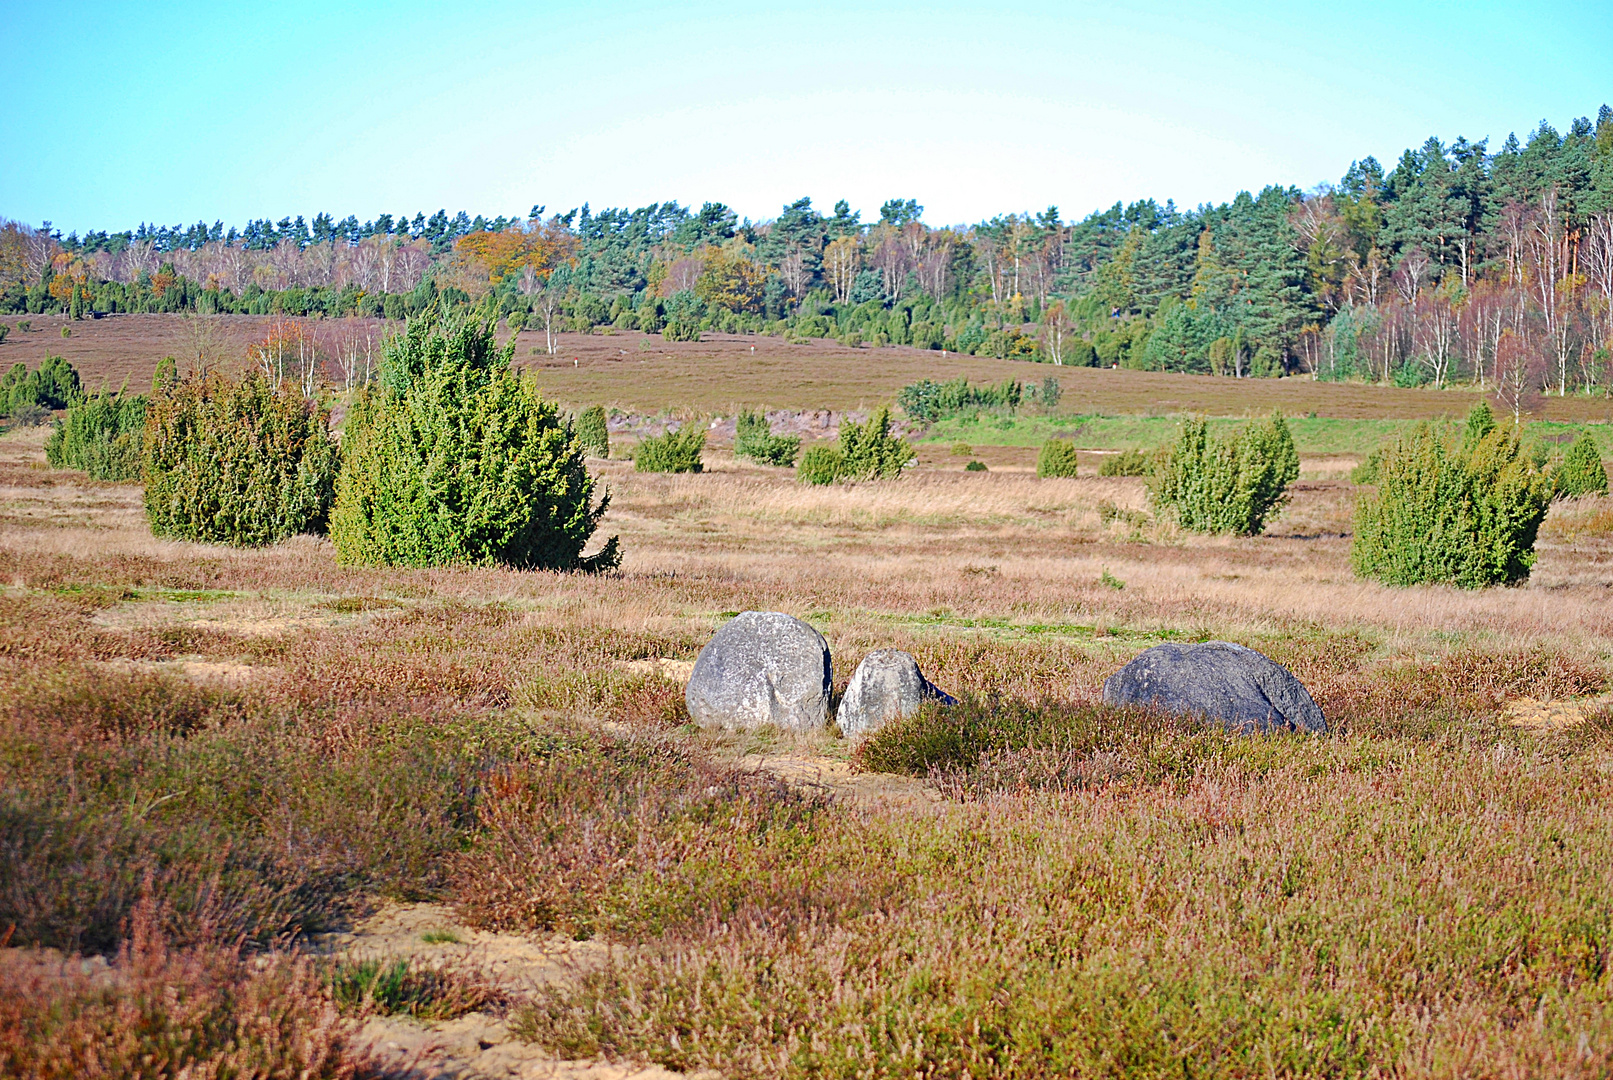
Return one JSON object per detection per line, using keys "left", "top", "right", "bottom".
{"left": 1101, "top": 641, "right": 1326, "bottom": 733}
{"left": 836, "top": 649, "right": 956, "bottom": 741}
{"left": 685, "top": 611, "right": 831, "bottom": 733}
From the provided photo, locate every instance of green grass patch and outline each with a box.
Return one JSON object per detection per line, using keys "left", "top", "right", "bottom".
{"left": 892, "top": 611, "right": 1194, "bottom": 643}
{"left": 923, "top": 413, "right": 1613, "bottom": 459}
{"left": 324, "top": 956, "right": 497, "bottom": 1020}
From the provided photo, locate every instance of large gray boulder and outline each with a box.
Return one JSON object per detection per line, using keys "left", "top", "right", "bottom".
{"left": 1102, "top": 641, "right": 1326, "bottom": 733}
{"left": 685, "top": 612, "right": 831, "bottom": 733}
{"left": 836, "top": 649, "right": 956, "bottom": 741}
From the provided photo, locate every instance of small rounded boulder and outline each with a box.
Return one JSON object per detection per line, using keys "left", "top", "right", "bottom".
{"left": 1102, "top": 641, "right": 1326, "bottom": 733}
{"left": 836, "top": 648, "right": 956, "bottom": 741}
{"left": 685, "top": 611, "right": 832, "bottom": 733}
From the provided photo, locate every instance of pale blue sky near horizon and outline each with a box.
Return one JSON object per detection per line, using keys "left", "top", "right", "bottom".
{"left": 2, "top": 0, "right": 1608, "bottom": 235}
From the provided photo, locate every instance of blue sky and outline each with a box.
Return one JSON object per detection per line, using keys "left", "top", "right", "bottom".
{"left": 2, "top": 0, "right": 1608, "bottom": 234}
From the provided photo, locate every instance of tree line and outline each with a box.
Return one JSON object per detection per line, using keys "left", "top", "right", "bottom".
{"left": 3, "top": 105, "right": 1611, "bottom": 389}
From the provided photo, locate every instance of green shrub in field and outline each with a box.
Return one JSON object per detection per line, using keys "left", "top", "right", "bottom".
{"left": 1099, "top": 447, "right": 1155, "bottom": 477}
{"left": 331, "top": 315, "right": 617, "bottom": 570}
{"left": 1350, "top": 448, "right": 1383, "bottom": 485}
{"left": 1, "top": 355, "right": 82, "bottom": 416}
{"left": 965, "top": 460, "right": 988, "bottom": 472}
{"left": 837, "top": 407, "right": 913, "bottom": 480}
{"left": 576, "top": 404, "right": 610, "bottom": 459}
{"left": 1552, "top": 433, "right": 1608, "bottom": 498}
{"left": 1036, "top": 439, "right": 1080, "bottom": 478}
{"left": 734, "top": 409, "right": 800, "bottom": 467}
{"left": 797, "top": 409, "right": 913, "bottom": 483}
{"left": 797, "top": 444, "right": 846, "bottom": 485}
{"left": 144, "top": 370, "right": 338, "bottom": 546}
{"left": 633, "top": 424, "right": 706, "bottom": 473}
{"left": 662, "top": 319, "right": 700, "bottom": 342}
{"left": 45, "top": 390, "right": 147, "bottom": 480}
{"left": 1150, "top": 414, "right": 1298, "bottom": 535}
{"left": 1351, "top": 422, "right": 1552, "bottom": 588}
{"left": 897, "top": 377, "right": 1021, "bottom": 423}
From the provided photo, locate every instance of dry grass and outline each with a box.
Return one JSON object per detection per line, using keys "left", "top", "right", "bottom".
{"left": 2, "top": 424, "right": 1612, "bottom": 1076}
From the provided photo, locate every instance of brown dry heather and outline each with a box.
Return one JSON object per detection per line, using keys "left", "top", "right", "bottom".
{"left": 1, "top": 416, "right": 1612, "bottom": 1076}
{"left": 11, "top": 311, "right": 1613, "bottom": 421}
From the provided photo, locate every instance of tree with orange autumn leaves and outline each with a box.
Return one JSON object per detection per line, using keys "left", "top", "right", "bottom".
{"left": 692, "top": 243, "right": 766, "bottom": 313}
{"left": 453, "top": 218, "right": 577, "bottom": 290}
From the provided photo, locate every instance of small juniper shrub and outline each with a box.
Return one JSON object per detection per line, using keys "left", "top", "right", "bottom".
{"left": 1, "top": 355, "right": 81, "bottom": 417}
{"left": 1151, "top": 413, "right": 1298, "bottom": 534}
{"left": 633, "top": 423, "right": 706, "bottom": 473}
{"left": 143, "top": 368, "right": 338, "bottom": 546}
{"left": 45, "top": 389, "right": 147, "bottom": 481}
{"left": 1552, "top": 432, "right": 1608, "bottom": 498}
{"left": 1035, "top": 439, "right": 1080, "bottom": 478}
{"left": 1352, "top": 404, "right": 1552, "bottom": 587}
{"left": 965, "top": 460, "right": 988, "bottom": 472}
{"left": 1098, "top": 447, "right": 1155, "bottom": 477}
{"left": 796, "top": 444, "right": 846, "bottom": 485}
{"left": 575, "top": 404, "right": 610, "bottom": 459}
{"left": 733, "top": 408, "right": 801, "bottom": 467}
{"left": 836, "top": 407, "right": 913, "bottom": 480}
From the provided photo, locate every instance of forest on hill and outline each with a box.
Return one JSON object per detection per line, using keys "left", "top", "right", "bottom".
{"left": 3, "top": 107, "right": 1612, "bottom": 393}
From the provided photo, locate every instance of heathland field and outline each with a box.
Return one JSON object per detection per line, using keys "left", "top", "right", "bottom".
{"left": 3, "top": 323, "right": 1613, "bottom": 1077}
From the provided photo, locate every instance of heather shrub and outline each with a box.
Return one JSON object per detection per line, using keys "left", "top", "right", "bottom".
{"left": 1099, "top": 447, "right": 1154, "bottom": 477}
{"left": 452, "top": 725, "right": 829, "bottom": 940}
{"left": 8, "top": 402, "right": 47, "bottom": 427}
{"left": 0, "top": 667, "right": 499, "bottom": 953}
{"left": 1036, "top": 439, "right": 1080, "bottom": 478}
{"left": 1151, "top": 414, "right": 1298, "bottom": 534}
{"left": 45, "top": 390, "right": 147, "bottom": 481}
{"left": 796, "top": 444, "right": 846, "bottom": 485}
{"left": 836, "top": 407, "right": 913, "bottom": 480}
{"left": 1351, "top": 421, "right": 1552, "bottom": 587}
{"left": 0, "top": 897, "right": 363, "bottom": 1080}
{"left": 1552, "top": 433, "right": 1607, "bottom": 498}
{"left": 143, "top": 370, "right": 337, "bottom": 546}
{"left": 634, "top": 424, "right": 706, "bottom": 473}
{"left": 734, "top": 408, "right": 800, "bottom": 467}
{"left": 331, "top": 314, "right": 618, "bottom": 571}
{"left": 576, "top": 404, "right": 610, "bottom": 459}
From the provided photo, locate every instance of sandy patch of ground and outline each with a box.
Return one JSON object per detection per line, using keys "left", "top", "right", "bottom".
{"left": 324, "top": 903, "right": 714, "bottom": 1079}
{"left": 615, "top": 658, "right": 696, "bottom": 683}
{"left": 1503, "top": 693, "right": 1613, "bottom": 730}
{"left": 354, "top": 1012, "right": 710, "bottom": 1079}
{"left": 98, "top": 657, "right": 261, "bottom": 685}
